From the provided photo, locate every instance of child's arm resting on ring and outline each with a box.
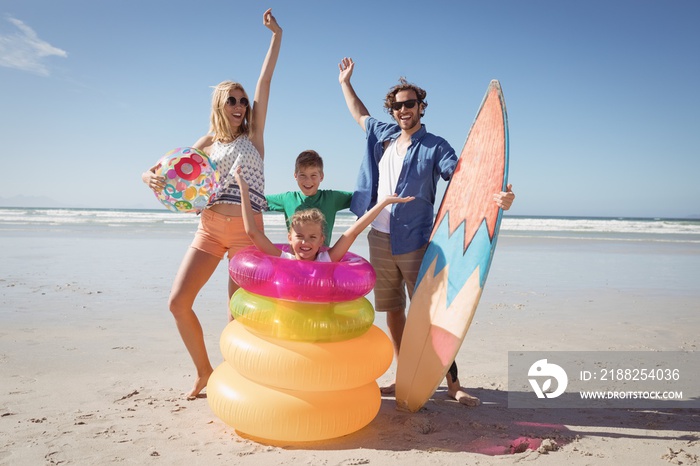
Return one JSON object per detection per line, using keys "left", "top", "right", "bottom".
{"left": 233, "top": 167, "right": 281, "bottom": 257}
{"left": 327, "top": 194, "right": 414, "bottom": 262}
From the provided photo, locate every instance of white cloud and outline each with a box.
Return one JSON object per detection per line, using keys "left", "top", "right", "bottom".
{"left": 0, "top": 16, "right": 67, "bottom": 76}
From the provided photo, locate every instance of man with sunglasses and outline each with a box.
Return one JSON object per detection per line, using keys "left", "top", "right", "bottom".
{"left": 338, "top": 57, "right": 514, "bottom": 407}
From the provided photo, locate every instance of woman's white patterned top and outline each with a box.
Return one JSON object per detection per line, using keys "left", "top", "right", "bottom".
{"left": 207, "top": 135, "right": 267, "bottom": 212}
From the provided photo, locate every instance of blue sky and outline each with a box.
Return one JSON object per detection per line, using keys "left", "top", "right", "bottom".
{"left": 1, "top": 0, "right": 698, "bottom": 218}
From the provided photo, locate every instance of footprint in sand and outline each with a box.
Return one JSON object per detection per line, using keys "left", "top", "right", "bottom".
{"left": 408, "top": 417, "right": 436, "bottom": 434}
{"left": 338, "top": 459, "right": 370, "bottom": 466}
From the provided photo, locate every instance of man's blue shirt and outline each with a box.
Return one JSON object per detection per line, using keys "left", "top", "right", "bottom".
{"left": 350, "top": 116, "right": 458, "bottom": 255}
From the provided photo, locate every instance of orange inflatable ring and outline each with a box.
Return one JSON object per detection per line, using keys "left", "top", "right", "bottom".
{"left": 220, "top": 321, "right": 393, "bottom": 391}
{"left": 229, "top": 289, "right": 375, "bottom": 342}
{"left": 207, "top": 362, "right": 381, "bottom": 443}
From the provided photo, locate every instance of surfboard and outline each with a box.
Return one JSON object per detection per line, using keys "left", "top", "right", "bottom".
{"left": 395, "top": 80, "right": 509, "bottom": 412}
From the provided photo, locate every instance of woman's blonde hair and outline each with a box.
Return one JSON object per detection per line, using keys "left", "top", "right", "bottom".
{"left": 289, "top": 208, "right": 326, "bottom": 235}
{"left": 209, "top": 81, "right": 251, "bottom": 142}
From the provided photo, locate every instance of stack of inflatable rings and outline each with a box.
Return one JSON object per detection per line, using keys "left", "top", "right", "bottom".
{"left": 207, "top": 244, "right": 393, "bottom": 442}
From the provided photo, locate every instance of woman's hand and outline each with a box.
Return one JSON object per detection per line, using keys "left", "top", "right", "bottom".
{"left": 142, "top": 165, "right": 166, "bottom": 193}
{"left": 263, "top": 8, "right": 282, "bottom": 33}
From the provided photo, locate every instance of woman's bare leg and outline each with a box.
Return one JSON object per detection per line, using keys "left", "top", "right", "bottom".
{"left": 169, "top": 247, "right": 221, "bottom": 399}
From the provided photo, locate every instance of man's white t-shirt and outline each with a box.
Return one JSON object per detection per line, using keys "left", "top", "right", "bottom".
{"left": 371, "top": 139, "right": 405, "bottom": 233}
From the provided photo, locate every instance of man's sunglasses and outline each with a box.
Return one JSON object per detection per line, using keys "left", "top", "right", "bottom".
{"left": 391, "top": 99, "right": 419, "bottom": 111}
{"left": 225, "top": 96, "right": 249, "bottom": 107}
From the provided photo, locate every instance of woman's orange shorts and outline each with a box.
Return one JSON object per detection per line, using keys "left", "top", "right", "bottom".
{"left": 190, "top": 209, "right": 264, "bottom": 260}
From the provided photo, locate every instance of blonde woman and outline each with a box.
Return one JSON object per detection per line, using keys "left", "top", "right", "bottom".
{"left": 142, "top": 8, "right": 282, "bottom": 399}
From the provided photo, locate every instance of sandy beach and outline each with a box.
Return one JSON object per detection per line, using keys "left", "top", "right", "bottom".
{"left": 1, "top": 213, "right": 699, "bottom": 465}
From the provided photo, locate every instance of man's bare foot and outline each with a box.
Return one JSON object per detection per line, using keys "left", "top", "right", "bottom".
{"left": 448, "top": 388, "right": 481, "bottom": 407}
{"left": 186, "top": 370, "right": 212, "bottom": 400}
{"left": 380, "top": 383, "right": 396, "bottom": 395}
{"left": 446, "top": 375, "right": 480, "bottom": 407}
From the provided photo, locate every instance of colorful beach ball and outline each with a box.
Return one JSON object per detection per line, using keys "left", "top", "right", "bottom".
{"left": 153, "top": 147, "right": 220, "bottom": 213}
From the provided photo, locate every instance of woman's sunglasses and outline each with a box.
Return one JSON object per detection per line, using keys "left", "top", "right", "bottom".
{"left": 225, "top": 96, "right": 249, "bottom": 107}
{"left": 391, "top": 99, "right": 419, "bottom": 111}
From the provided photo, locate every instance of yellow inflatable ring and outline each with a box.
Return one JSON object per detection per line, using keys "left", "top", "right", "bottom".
{"left": 220, "top": 321, "right": 393, "bottom": 391}
{"left": 207, "top": 362, "right": 381, "bottom": 442}
{"left": 229, "top": 288, "right": 375, "bottom": 342}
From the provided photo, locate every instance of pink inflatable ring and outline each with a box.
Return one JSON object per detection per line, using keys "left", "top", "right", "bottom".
{"left": 229, "top": 244, "right": 376, "bottom": 302}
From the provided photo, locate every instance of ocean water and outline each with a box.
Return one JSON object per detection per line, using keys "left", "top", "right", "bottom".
{"left": 2, "top": 207, "right": 698, "bottom": 319}
{"left": 1, "top": 207, "right": 699, "bottom": 244}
